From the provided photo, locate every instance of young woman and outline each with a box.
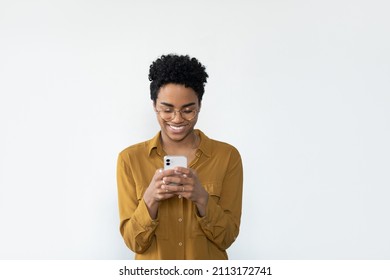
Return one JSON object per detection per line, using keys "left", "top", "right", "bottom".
{"left": 117, "top": 54, "right": 243, "bottom": 259}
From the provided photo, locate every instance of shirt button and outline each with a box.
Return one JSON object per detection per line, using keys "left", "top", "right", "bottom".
{"left": 178, "top": 242, "right": 183, "bottom": 246}
{"left": 178, "top": 218, "right": 183, "bottom": 222}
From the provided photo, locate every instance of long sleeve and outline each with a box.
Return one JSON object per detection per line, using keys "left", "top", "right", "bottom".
{"left": 116, "top": 153, "right": 158, "bottom": 253}
{"left": 197, "top": 147, "right": 243, "bottom": 250}
{"left": 116, "top": 130, "right": 243, "bottom": 259}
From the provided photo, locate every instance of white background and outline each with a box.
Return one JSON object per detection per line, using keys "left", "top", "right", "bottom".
{"left": 0, "top": 0, "right": 389, "bottom": 259}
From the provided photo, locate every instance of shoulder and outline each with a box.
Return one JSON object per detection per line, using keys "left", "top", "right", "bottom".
{"left": 119, "top": 140, "right": 149, "bottom": 156}
{"left": 199, "top": 130, "right": 241, "bottom": 159}
{"left": 118, "top": 135, "right": 157, "bottom": 163}
{"left": 119, "top": 131, "right": 160, "bottom": 157}
{"left": 211, "top": 138, "right": 240, "bottom": 155}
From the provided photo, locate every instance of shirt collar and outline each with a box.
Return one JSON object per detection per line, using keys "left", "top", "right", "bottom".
{"left": 196, "top": 129, "right": 212, "bottom": 158}
{"left": 147, "top": 131, "right": 164, "bottom": 157}
{"left": 147, "top": 129, "right": 212, "bottom": 158}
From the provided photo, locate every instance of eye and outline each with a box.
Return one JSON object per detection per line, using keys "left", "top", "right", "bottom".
{"left": 182, "top": 109, "right": 194, "bottom": 114}
{"left": 162, "top": 108, "right": 173, "bottom": 113}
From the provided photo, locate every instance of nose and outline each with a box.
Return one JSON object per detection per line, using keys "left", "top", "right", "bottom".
{"left": 171, "top": 110, "right": 185, "bottom": 122}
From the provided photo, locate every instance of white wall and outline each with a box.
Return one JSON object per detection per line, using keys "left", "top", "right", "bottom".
{"left": 0, "top": 0, "right": 389, "bottom": 259}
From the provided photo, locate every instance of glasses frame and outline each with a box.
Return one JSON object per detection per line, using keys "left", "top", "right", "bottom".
{"left": 155, "top": 108, "right": 200, "bottom": 121}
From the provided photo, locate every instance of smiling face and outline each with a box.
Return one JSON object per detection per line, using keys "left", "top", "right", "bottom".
{"left": 154, "top": 83, "right": 200, "bottom": 144}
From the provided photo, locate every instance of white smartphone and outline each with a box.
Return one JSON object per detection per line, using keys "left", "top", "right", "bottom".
{"left": 164, "top": 155, "right": 187, "bottom": 170}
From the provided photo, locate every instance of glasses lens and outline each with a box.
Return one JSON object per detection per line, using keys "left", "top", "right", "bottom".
{"left": 180, "top": 110, "right": 197, "bottom": 120}
{"left": 158, "top": 111, "right": 173, "bottom": 121}
{"left": 158, "top": 109, "right": 197, "bottom": 121}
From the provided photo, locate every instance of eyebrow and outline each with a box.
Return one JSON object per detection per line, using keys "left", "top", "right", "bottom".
{"left": 159, "top": 102, "right": 197, "bottom": 108}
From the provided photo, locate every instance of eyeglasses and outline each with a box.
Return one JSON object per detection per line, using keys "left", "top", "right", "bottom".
{"left": 155, "top": 107, "right": 199, "bottom": 121}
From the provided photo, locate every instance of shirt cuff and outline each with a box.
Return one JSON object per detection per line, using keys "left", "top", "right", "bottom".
{"left": 133, "top": 198, "right": 159, "bottom": 231}
{"left": 196, "top": 195, "right": 218, "bottom": 229}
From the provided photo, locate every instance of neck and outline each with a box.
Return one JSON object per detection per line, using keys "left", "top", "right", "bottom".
{"left": 161, "top": 131, "right": 199, "bottom": 154}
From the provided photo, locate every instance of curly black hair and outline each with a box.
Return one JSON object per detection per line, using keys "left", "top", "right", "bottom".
{"left": 148, "top": 54, "right": 208, "bottom": 103}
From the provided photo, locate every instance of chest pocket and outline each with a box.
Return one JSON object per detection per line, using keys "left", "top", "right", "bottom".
{"left": 204, "top": 182, "right": 221, "bottom": 202}
{"left": 190, "top": 181, "right": 222, "bottom": 238}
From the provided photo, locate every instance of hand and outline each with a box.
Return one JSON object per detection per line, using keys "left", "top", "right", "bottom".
{"left": 161, "top": 167, "right": 209, "bottom": 217}
{"left": 143, "top": 168, "right": 178, "bottom": 219}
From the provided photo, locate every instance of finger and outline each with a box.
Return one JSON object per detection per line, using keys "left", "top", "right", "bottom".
{"left": 170, "top": 184, "right": 189, "bottom": 193}
{"left": 162, "top": 175, "right": 184, "bottom": 186}
{"left": 161, "top": 183, "right": 182, "bottom": 194}
{"left": 154, "top": 168, "right": 165, "bottom": 182}
{"left": 156, "top": 191, "right": 176, "bottom": 201}
{"left": 155, "top": 192, "right": 164, "bottom": 201}
{"left": 173, "top": 166, "right": 191, "bottom": 176}
{"left": 160, "top": 184, "right": 170, "bottom": 192}
{"left": 157, "top": 169, "right": 176, "bottom": 184}
{"left": 156, "top": 193, "right": 173, "bottom": 201}
{"left": 163, "top": 168, "right": 180, "bottom": 176}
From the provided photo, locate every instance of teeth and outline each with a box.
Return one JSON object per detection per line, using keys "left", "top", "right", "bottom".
{"left": 169, "top": 125, "right": 185, "bottom": 131}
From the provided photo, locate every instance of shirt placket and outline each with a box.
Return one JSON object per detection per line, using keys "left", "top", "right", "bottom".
{"left": 177, "top": 195, "right": 185, "bottom": 258}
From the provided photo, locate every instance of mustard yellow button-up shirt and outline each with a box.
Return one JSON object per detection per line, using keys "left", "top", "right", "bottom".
{"left": 116, "top": 129, "right": 243, "bottom": 259}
